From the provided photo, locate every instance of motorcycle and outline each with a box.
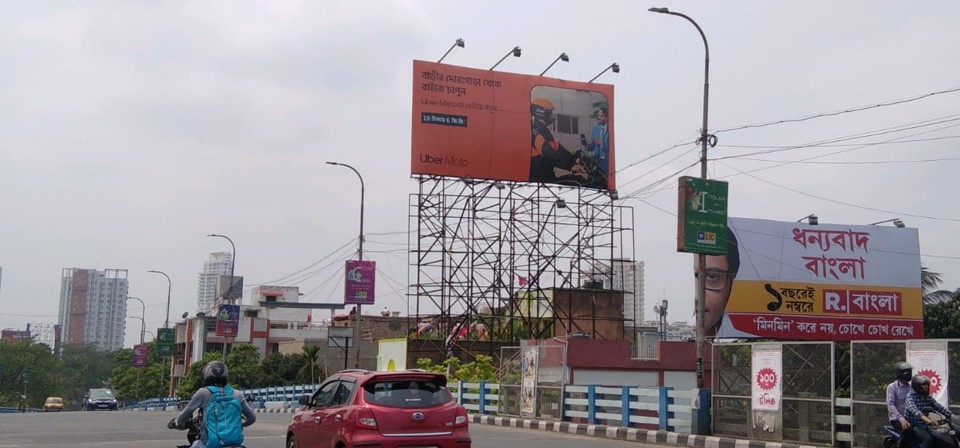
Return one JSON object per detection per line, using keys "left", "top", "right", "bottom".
{"left": 167, "top": 411, "right": 248, "bottom": 448}
{"left": 883, "top": 411, "right": 960, "bottom": 448}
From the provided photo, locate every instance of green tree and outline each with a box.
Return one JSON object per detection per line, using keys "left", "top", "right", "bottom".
{"left": 924, "top": 292, "right": 960, "bottom": 338}
{"left": 0, "top": 340, "right": 59, "bottom": 408}
{"left": 299, "top": 345, "right": 321, "bottom": 384}
{"left": 260, "top": 352, "right": 306, "bottom": 386}
{"left": 226, "top": 343, "right": 264, "bottom": 389}
{"left": 922, "top": 265, "right": 954, "bottom": 304}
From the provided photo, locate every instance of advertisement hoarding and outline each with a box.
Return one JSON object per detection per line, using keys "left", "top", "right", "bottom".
{"left": 132, "top": 344, "right": 149, "bottom": 367}
{"left": 907, "top": 348, "right": 949, "bottom": 407}
{"left": 751, "top": 346, "right": 782, "bottom": 411}
{"left": 714, "top": 217, "right": 922, "bottom": 340}
{"left": 411, "top": 60, "right": 616, "bottom": 191}
{"left": 344, "top": 260, "right": 376, "bottom": 305}
{"left": 215, "top": 304, "right": 240, "bottom": 337}
{"left": 677, "top": 176, "right": 729, "bottom": 254}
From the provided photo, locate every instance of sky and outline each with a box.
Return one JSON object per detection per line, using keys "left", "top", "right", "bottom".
{"left": 1, "top": 1, "right": 958, "bottom": 348}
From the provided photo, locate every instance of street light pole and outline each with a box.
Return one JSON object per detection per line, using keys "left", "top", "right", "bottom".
{"left": 326, "top": 161, "right": 365, "bottom": 369}
{"left": 207, "top": 233, "right": 236, "bottom": 362}
{"left": 649, "top": 6, "right": 712, "bottom": 389}
{"left": 126, "top": 296, "right": 146, "bottom": 345}
{"left": 147, "top": 271, "right": 172, "bottom": 329}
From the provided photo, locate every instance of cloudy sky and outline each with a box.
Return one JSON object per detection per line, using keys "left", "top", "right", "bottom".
{"left": 1, "top": 1, "right": 958, "bottom": 348}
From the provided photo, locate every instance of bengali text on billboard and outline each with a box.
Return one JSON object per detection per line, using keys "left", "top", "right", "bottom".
{"left": 710, "top": 217, "right": 922, "bottom": 340}
{"left": 411, "top": 60, "right": 616, "bottom": 191}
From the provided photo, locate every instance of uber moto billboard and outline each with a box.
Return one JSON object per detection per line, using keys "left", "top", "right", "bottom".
{"left": 412, "top": 60, "right": 616, "bottom": 191}
{"left": 710, "top": 217, "right": 922, "bottom": 340}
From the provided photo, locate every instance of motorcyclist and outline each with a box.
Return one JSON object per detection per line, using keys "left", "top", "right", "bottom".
{"left": 529, "top": 98, "right": 583, "bottom": 184}
{"left": 904, "top": 374, "right": 954, "bottom": 448}
{"left": 169, "top": 361, "right": 257, "bottom": 448}
{"left": 888, "top": 362, "right": 913, "bottom": 432}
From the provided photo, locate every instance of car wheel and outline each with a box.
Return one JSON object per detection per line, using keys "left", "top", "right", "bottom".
{"left": 286, "top": 435, "right": 297, "bottom": 448}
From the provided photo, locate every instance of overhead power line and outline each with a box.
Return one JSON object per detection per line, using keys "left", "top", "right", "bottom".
{"left": 715, "top": 86, "right": 960, "bottom": 134}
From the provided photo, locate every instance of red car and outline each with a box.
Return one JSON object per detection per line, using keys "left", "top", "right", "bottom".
{"left": 286, "top": 369, "right": 471, "bottom": 448}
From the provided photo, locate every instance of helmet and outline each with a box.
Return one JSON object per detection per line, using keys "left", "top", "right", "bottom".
{"left": 202, "top": 361, "right": 228, "bottom": 387}
{"left": 911, "top": 374, "right": 931, "bottom": 396}
{"left": 531, "top": 98, "right": 555, "bottom": 124}
{"left": 895, "top": 362, "right": 913, "bottom": 382}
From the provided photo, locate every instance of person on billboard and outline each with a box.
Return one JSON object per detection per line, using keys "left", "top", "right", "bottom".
{"left": 529, "top": 98, "right": 584, "bottom": 184}
{"left": 887, "top": 362, "right": 913, "bottom": 433}
{"left": 694, "top": 226, "right": 740, "bottom": 337}
{"left": 586, "top": 106, "right": 610, "bottom": 179}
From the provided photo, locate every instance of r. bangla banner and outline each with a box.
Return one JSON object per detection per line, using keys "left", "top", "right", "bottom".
{"left": 713, "top": 217, "right": 921, "bottom": 340}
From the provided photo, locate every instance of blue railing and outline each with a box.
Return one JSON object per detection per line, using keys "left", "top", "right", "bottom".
{"left": 0, "top": 406, "right": 40, "bottom": 413}
{"left": 130, "top": 381, "right": 703, "bottom": 433}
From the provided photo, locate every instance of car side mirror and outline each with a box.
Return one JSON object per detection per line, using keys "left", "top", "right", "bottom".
{"left": 298, "top": 395, "right": 311, "bottom": 406}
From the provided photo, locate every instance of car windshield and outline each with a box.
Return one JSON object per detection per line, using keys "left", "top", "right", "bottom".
{"left": 90, "top": 389, "right": 114, "bottom": 399}
{"left": 46, "top": 398, "right": 62, "bottom": 403}
{"left": 363, "top": 378, "right": 451, "bottom": 409}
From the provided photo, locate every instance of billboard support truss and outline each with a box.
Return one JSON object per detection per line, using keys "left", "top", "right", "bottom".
{"left": 408, "top": 175, "right": 635, "bottom": 359}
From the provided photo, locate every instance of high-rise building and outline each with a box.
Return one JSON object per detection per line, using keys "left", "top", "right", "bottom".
{"left": 58, "top": 268, "right": 128, "bottom": 352}
{"left": 592, "top": 259, "right": 645, "bottom": 329}
{"left": 196, "top": 252, "right": 232, "bottom": 314}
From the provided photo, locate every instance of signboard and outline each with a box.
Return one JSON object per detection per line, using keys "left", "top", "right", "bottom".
{"left": 751, "top": 347, "right": 782, "bottom": 411}
{"left": 344, "top": 260, "right": 376, "bottom": 305}
{"left": 328, "top": 326, "right": 354, "bottom": 348}
{"left": 714, "top": 217, "right": 922, "bottom": 340}
{"left": 411, "top": 60, "right": 616, "bottom": 191}
{"left": 216, "top": 276, "right": 244, "bottom": 301}
{"left": 215, "top": 304, "right": 240, "bottom": 337}
{"left": 677, "top": 176, "right": 729, "bottom": 254}
{"left": 157, "top": 328, "right": 175, "bottom": 356}
{"left": 131, "top": 344, "right": 149, "bottom": 367}
{"left": 908, "top": 348, "right": 949, "bottom": 407}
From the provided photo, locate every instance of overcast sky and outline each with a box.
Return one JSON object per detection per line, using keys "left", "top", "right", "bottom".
{"left": 2, "top": 1, "right": 958, "bottom": 348}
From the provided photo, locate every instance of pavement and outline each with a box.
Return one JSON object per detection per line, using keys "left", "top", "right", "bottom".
{"left": 249, "top": 408, "right": 820, "bottom": 448}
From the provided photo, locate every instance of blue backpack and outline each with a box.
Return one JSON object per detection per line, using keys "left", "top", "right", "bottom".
{"left": 204, "top": 385, "right": 244, "bottom": 448}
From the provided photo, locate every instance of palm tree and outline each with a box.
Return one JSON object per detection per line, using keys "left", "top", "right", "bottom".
{"left": 921, "top": 265, "right": 954, "bottom": 304}
{"left": 300, "top": 345, "right": 321, "bottom": 384}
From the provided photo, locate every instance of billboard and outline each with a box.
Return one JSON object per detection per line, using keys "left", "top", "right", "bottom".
{"left": 132, "top": 344, "right": 149, "bottom": 367}
{"left": 215, "top": 304, "right": 240, "bottom": 337}
{"left": 344, "top": 260, "right": 376, "bottom": 305}
{"left": 708, "top": 217, "right": 922, "bottom": 340}
{"left": 411, "top": 60, "right": 616, "bottom": 191}
{"left": 677, "top": 176, "right": 729, "bottom": 254}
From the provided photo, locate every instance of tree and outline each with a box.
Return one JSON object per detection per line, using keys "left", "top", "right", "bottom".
{"left": 922, "top": 265, "right": 954, "bottom": 304}
{"left": 924, "top": 291, "right": 960, "bottom": 338}
{"left": 260, "top": 352, "right": 305, "bottom": 386}
{"left": 226, "top": 343, "right": 264, "bottom": 389}
{"left": 300, "top": 345, "right": 321, "bottom": 384}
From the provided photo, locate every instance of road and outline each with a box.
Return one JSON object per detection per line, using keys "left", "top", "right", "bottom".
{"left": 0, "top": 411, "right": 662, "bottom": 448}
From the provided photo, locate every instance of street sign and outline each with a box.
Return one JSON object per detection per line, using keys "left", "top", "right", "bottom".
{"left": 328, "top": 326, "right": 354, "bottom": 348}
{"left": 157, "top": 328, "right": 175, "bottom": 356}
{"left": 677, "top": 176, "right": 729, "bottom": 255}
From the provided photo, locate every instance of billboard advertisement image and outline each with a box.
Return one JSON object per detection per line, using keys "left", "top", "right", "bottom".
{"left": 411, "top": 60, "right": 615, "bottom": 191}
{"left": 344, "top": 260, "right": 376, "bottom": 305}
{"left": 702, "top": 217, "right": 922, "bottom": 340}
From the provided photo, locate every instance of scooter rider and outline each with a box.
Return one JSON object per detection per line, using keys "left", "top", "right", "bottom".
{"left": 169, "top": 361, "right": 257, "bottom": 448}
{"left": 905, "top": 375, "right": 953, "bottom": 448}
{"left": 888, "top": 362, "right": 913, "bottom": 433}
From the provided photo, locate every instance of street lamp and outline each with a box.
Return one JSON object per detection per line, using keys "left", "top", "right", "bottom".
{"left": 326, "top": 161, "right": 366, "bottom": 369}
{"left": 649, "top": 6, "right": 713, "bottom": 389}
{"left": 126, "top": 296, "right": 146, "bottom": 345}
{"left": 207, "top": 233, "right": 236, "bottom": 361}
{"left": 540, "top": 52, "right": 569, "bottom": 76}
{"left": 490, "top": 46, "right": 522, "bottom": 71}
{"left": 797, "top": 214, "right": 819, "bottom": 225}
{"left": 147, "top": 270, "right": 172, "bottom": 329}
{"left": 870, "top": 218, "right": 905, "bottom": 228}
{"left": 438, "top": 38, "right": 465, "bottom": 63}
{"left": 588, "top": 62, "right": 620, "bottom": 83}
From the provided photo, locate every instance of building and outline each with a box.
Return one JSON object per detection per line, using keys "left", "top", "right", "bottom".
{"left": 196, "top": 252, "right": 232, "bottom": 314}
{"left": 58, "top": 268, "right": 129, "bottom": 352}
{"left": 591, "top": 259, "right": 645, "bottom": 329}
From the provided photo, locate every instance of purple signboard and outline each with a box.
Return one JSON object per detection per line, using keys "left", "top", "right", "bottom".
{"left": 215, "top": 304, "right": 240, "bottom": 337}
{"left": 344, "top": 260, "right": 376, "bottom": 305}
{"left": 132, "top": 344, "right": 149, "bottom": 367}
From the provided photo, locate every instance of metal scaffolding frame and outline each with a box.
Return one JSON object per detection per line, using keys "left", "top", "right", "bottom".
{"left": 408, "top": 175, "right": 635, "bottom": 359}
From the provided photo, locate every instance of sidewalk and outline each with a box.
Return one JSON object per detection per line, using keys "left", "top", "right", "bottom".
{"left": 466, "top": 414, "right": 821, "bottom": 448}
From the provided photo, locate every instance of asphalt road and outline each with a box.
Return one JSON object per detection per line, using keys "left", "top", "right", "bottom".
{"left": 0, "top": 411, "right": 661, "bottom": 448}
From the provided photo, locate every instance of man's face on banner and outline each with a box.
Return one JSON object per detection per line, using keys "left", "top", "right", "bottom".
{"left": 695, "top": 253, "right": 735, "bottom": 335}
